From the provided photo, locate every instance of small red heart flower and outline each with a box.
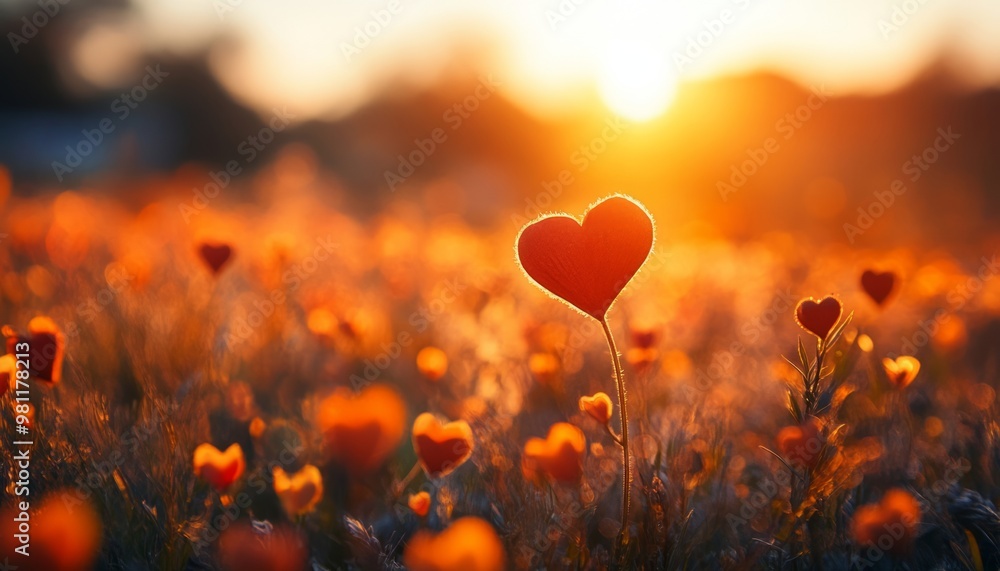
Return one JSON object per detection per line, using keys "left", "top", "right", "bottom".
{"left": 579, "top": 392, "right": 613, "bottom": 425}
{"left": 198, "top": 242, "right": 234, "bottom": 275}
{"left": 861, "top": 270, "right": 896, "bottom": 306}
{"left": 273, "top": 464, "right": 324, "bottom": 516}
{"left": 408, "top": 491, "right": 431, "bottom": 517}
{"left": 4, "top": 316, "right": 65, "bottom": 385}
{"left": 412, "top": 413, "right": 474, "bottom": 478}
{"left": 516, "top": 195, "right": 654, "bottom": 320}
{"left": 193, "top": 443, "right": 245, "bottom": 491}
{"left": 794, "top": 296, "right": 842, "bottom": 340}
{"left": 882, "top": 356, "right": 920, "bottom": 389}
{"left": 522, "top": 422, "right": 586, "bottom": 483}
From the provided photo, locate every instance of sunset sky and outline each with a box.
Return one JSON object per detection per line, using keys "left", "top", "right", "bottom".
{"left": 51, "top": 0, "right": 1000, "bottom": 122}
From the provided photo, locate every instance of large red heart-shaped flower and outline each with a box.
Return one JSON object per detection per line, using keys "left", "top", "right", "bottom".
{"left": 860, "top": 269, "right": 896, "bottom": 306}
{"left": 516, "top": 196, "right": 654, "bottom": 320}
{"left": 794, "top": 296, "right": 842, "bottom": 340}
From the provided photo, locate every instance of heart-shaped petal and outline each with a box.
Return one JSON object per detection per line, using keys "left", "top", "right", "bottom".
{"left": 408, "top": 491, "right": 431, "bottom": 517}
{"left": 403, "top": 517, "right": 506, "bottom": 571}
{"left": 273, "top": 464, "right": 324, "bottom": 516}
{"left": 516, "top": 195, "right": 654, "bottom": 320}
{"left": 198, "top": 242, "right": 234, "bottom": 275}
{"left": 5, "top": 316, "right": 65, "bottom": 385}
{"left": 412, "top": 413, "right": 474, "bottom": 477}
{"left": 193, "top": 443, "right": 246, "bottom": 491}
{"left": 522, "top": 422, "right": 586, "bottom": 483}
{"left": 579, "top": 392, "right": 613, "bottom": 425}
{"left": 882, "top": 355, "right": 920, "bottom": 389}
{"left": 861, "top": 269, "right": 896, "bottom": 306}
{"left": 794, "top": 296, "right": 842, "bottom": 340}
{"left": 316, "top": 384, "right": 407, "bottom": 474}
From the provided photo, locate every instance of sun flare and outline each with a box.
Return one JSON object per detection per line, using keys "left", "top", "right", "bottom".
{"left": 596, "top": 38, "right": 678, "bottom": 122}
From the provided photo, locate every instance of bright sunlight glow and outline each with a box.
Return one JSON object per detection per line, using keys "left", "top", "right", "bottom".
{"left": 596, "top": 38, "right": 678, "bottom": 122}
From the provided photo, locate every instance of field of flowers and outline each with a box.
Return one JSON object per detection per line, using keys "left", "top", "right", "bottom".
{"left": 1, "top": 157, "right": 999, "bottom": 570}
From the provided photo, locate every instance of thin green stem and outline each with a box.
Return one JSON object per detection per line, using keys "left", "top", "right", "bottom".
{"left": 601, "top": 318, "right": 631, "bottom": 545}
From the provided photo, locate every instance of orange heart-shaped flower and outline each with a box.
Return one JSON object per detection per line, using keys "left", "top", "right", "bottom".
{"left": 416, "top": 346, "right": 449, "bottom": 381}
{"left": 408, "top": 491, "right": 431, "bottom": 517}
{"left": 882, "top": 356, "right": 920, "bottom": 389}
{"left": 403, "top": 517, "right": 506, "bottom": 571}
{"left": 198, "top": 242, "right": 234, "bottom": 275}
{"left": 273, "top": 464, "right": 324, "bottom": 516}
{"left": 4, "top": 316, "right": 65, "bottom": 385}
{"left": 193, "top": 443, "right": 246, "bottom": 491}
{"left": 579, "top": 392, "right": 613, "bottom": 425}
{"left": 316, "top": 384, "right": 407, "bottom": 474}
{"left": 851, "top": 488, "right": 921, "bottom": 556}
{"left": 523, "top": 422, "right": 586, "bottom": 483}
{"left": 776, "top": 418, "right": 824, "bottom": 469}
{"left": 516, "top": 195, "right": 654, "bottom": 320}
{"left": 794, "top": 296, "right": 842, "bottom": 340}
{"left": 412, "top": 413, "right": 474, "bottom": 477}
{"left": 0, "top": 491, "right": 102, "bottom": 571}
{"left": 861, "top": 269, "right": 897, "bottom": 306}
{"left": 528, "top": 352, "right": 560, "bottom": 386}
